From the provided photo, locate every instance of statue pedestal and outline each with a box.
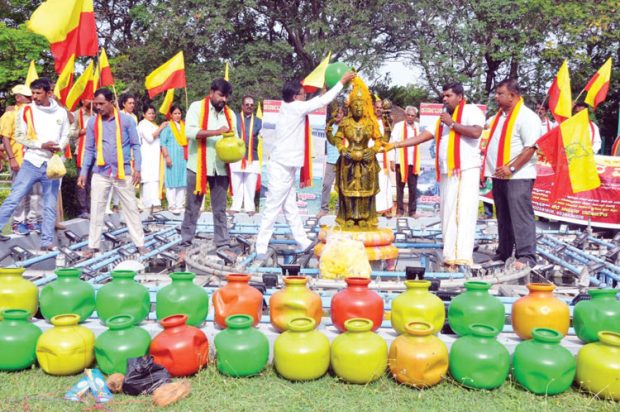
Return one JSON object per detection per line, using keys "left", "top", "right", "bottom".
{"left": 314, "top": 227, "right": 399, "bottom": 261}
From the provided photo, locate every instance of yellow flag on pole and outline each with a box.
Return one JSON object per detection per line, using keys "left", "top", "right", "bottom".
{"left": 159, "top": 88, "right": 175, "bottom": 115}
{"left": 301, "top": 52, "right": 332, "bottom": 92}
{"left": 26, "top": 61, "right": 39, "bottom": 86}
{"left": 224, "top": 62, "right": 229, "bottom": 81}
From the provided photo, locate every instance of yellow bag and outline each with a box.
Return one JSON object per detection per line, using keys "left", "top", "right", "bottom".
{"left": 46, "top": 154, "right": 66, "bottom": 179}
{"left": 319, "top": 233, "right": 372, "bottom": 279}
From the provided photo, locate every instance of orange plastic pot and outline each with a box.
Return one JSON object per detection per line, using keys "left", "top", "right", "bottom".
{"left": 149, "top": 314, "right": 209, "bottom": 377}
{"left": 512, "top": 283, "right": 569, "bottom": 340}
{"left": 269, "top": 276, "right": 322, "bottom": 332}
{"left": 213, "top": 274, "right": 263, "bottom": 328}
{"left": 388, "top": 321, "right": 449, "bottom": 387}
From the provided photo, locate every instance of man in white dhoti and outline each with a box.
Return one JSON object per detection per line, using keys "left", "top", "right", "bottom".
{"left": 373, "top": 97, "right": 393, "bottom": 217}
{"left": 390, "top": 82, "right": 485, "bottom": 268}
{"left": 390, "top": 106, "right": 421, "bottom": 217}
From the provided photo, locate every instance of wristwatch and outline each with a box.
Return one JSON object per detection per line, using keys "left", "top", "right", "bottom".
{"left": 509, "top": 166, "right": 516, "bottom": 174}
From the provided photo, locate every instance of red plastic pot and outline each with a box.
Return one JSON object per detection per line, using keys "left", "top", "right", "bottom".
{"left": 331, "top": 277, "right": 384, "bottom": 332}
{"left": 212, "top": 274, "right": 263, "bottom": 328}
{"left": 149, "top": 314, "right": 209, "bottom": 377}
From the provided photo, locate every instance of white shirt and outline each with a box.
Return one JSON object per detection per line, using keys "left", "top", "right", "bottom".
{"left": 431, "top": 104, "right": 485, "bottom": 174}
{"left": 270, "top": 82, "right": 343, "bottom": 168}
{"left": 137, "top": 119, "right": 161, "bottom": 182}
{"left": 589, "top": 121, "right": 602, "bottom": 154}
{"left": 391, "top": 120, "right": 420, "bottom": 164}
{"left": 14, "top": 100, "right": 70, "bottom": 168}
{"left": 540, "top": 118, "right": 557, "bottom": 136}
{"left": 484, "top": 104, "right": 541, "bottom": 179}
{"left": 374, "top": 119, "right": 389, "bottom": 166}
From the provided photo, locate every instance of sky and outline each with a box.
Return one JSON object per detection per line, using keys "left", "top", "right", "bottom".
{"left": 380, "top": 60, "right": 422, "bottom": 86}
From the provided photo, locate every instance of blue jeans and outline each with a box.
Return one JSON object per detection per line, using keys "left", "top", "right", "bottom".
{"left": 0, "top": 160, "right": 59, "bottom": 247}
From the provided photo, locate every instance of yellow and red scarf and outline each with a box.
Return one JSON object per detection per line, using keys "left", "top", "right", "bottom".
{"left": 170, "top": 120, "right": 188, "bottom": 160}
{"left": 300, "top": 116, "right": 313, "bottom": 188}
{"left": 239, "top": 114, "right": 255, "bottom": 169}
{"left": 195, "top": 98, "right": 233, "bottom": 195}
{"left": 398, "top": 122, "right": 420, "bottom": 182}
{"left": 482, "top": 98, "right": 524, "bottom": 177}
{"left": 22, "top": 106, "right": 37, "bottom": 140}
{"left": 95, "top": 109, "right": 125, "bottom": 180}
{"left": 434, "top": 99, "right": 465, "bottom": 181}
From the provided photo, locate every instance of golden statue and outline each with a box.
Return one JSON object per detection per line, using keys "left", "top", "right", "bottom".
{"left": 327, "top": 78, "right": 388, "bottom": 229}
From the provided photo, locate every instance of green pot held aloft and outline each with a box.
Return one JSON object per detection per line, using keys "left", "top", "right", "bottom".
{"left": 573, "top": 289, "right": 620, "bottom": 343}
{"left": 512, "top": 328, "right": 576, "bottom": 395}
{"left": 0, "top": 309, "right": 42, "bottom": 371}
{"left": 95, "top": 270, "right": 150, "bottom": 325}
{"left": 40, "top": 268, "right": 95, "bottom": 322}
{"left": 391, "top": 280, "right": 445, "bottom": 335}
{"left": 448, "top": 281, "right": 505, "bottom": 336}
{"left": 0, "top": 267, "right": 38, "bottom": 319}
{"left": 449, "top": 324, "right": 510, "bottom": 390}
{"left": 95, "top": 315, "right": 152, "bottom": 374}
{"left": 331, "top": 318, "right": 388, "bottom": 384}
{"left": 215, "top": 314, "right": 269, "bottom": 377}
{"left": 156, "top": 272, "right": 209, "bottom": 327}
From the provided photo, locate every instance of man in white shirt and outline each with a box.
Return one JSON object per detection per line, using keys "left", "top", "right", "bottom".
{"left": 372, "top": 97, "right": 393, "bottom": 216}
{"left": 574, "top": 102, "right": 602, "bottom": 154}
{"left": 390, "top": 82, "right": 485, "bottom": 268}
{"left": 535, "top": 103, "right": 557, "bottom": 136}
{"left": 255, "top": 71, "right": 356, "bottom": 257}
{"left": 0, "top": 78, "right": 69, "bottom": 250}
{"left": 484, "top": 79, "right": 540, "bottom": 269}
{"left": 390, "top": 106, "right": 421, "bottom": 217}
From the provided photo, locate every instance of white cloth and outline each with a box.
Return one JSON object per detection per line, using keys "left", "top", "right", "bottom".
{"left": 440, "top": 168, "right": 479, "bottom": 266}
{"left": 14, "top": 100, "right": 70, "bottom": 167}
{"left": 165, "top": 187, "right": 186, "bottom": 212}
{"left": 540, "top": 118, "right": 557, "bottom": 136}
{"left": 589, "top": 121, "right": 602, "bottom": 154}
{"left": 255, "top": 161, "right": 310, "bottom": 254}
{"left": 229, "top": 158, "right": 261, "bottom": 173}
{"left": 89, "top": 173, "right": 144, "bottom": 249}
{"left": 431, "top": 104, "right": 485, "bottom": 174}
{"left": 141, "top": 181, "right": 161, "bottom": 208}
{"left": 137, "top": 119, "right": 161, "bottom": 183}
{"left": 391, "top": 120, "right": 420, "bottom": 165}
{"left": 270, "top": 82, "right": 343, "bottom": 167}
{"left": 484, "top": 104, "right": 541, "bottom": 179}
{"left": 230, "top": 171, "right": 258, "bottom": 212}
{"left": 374, "top": 119, "right": 392, "bottom": 212}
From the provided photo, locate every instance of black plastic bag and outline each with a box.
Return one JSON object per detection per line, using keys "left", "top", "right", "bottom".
{"left": 122, "top": 355, "right": 171, "bottom": 396}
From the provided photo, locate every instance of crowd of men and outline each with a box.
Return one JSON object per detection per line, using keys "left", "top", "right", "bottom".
{"left": 0, "top": 73, "right": 613, "bottom": 270}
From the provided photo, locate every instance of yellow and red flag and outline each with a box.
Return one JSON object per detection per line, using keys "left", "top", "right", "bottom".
{"left": 224, "top": 62, "right": 229, "bottom": 81}
{"left": 584, "top": 58, "right": 612, "bottom": 109}
{"left": 25, "top": 61, "right": 39, "bottom": 87}
{"left": 536, "top": 110, "right": 600, "bottom": 202}
{"left": 53, "top": 55, "right": 75, "bottom": 106}
{"left": 301, "top": 52, "right": 331, "bottom": 93}
{"left": 99, "top": 48, "right": 114, "bottom": 87}
{"left": 145, "top": 51, "right": 186, "bottom": 98}
{"left": 547, "top": 60, "right": 572, "bottom": 123}
{"left": 27, "top": 0, "right": 98, "bottom": 74}
{"left": 66, "top": 59, "right": 95, "bottom": 111}
{"left": 159, "top": 89, "right": 175, "bottom": 115}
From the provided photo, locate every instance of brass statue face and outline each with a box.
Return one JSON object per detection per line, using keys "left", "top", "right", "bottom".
{"left": 351, "top": 99, "right": 364, "bottom": 118}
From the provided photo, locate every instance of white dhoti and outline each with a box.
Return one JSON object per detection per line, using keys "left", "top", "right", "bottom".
{"left": 165, "top": 187, "right": 186, "bottom": 212}
{"left": 230, "top": 161, "right": 260, "bottom": 213}
{"left": 376, "top": 169, "right": 393, "bottom": 213}
{"left": 255, "top": 161, "right": 310, "bottom": 254}
{"left": 140, "top": 181, "right": 161, "bottom": 208}
{"left": 440, "top": 167, "right": 479, "bottom": 266}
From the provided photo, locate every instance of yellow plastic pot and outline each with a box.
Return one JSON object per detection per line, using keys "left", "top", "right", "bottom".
{"left": 575, "top": 331, "right": 620, "bottom": 400}
{"left": 273, "top": 317, "right": 330, "bottom": 381}
{"left": 0, "top": 267, "right": 38, "bottom": 319}
{"left": 36, "top": 314, "right": 95, "bottom": 375}
{"left": 388, "top": 321, "right": 449, "bottom": 387}
{"left": 331, "top": 318, "right": 388, "bottom": 384}
{"left": 391, "top": 280, "right": 445, "bottom": 335}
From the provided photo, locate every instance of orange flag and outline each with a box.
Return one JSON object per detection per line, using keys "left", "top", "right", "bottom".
{"left": 99, "top": 48, "right": 114, "bottom": 87}
{"left": 27, "top": 0, "right": 98, "bottom": 74}
{"left": 53, "top": 54, "right": 75, "bottom": 106}
{"left": 547, "top": 60, "right": 572, "bottom": 123}
{"left": 584, "top": 58, "right": 612, "bottom": 109}
{"left": 145, "top": 51, "right": 186, "bottom": 98}
{"left": 536, "top": 110, "right": 600, "bottom": 202}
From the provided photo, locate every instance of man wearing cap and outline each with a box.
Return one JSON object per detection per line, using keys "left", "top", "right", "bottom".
{"left": 0, "top": 78, "right": 70, "bottom": 249}
{"left": 0, "top": 85, "right": 44, "bottom": 237}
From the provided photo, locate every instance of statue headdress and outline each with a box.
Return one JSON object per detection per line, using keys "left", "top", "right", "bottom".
{"left": 347, "top": 77, "right": 377, "bottom": 123}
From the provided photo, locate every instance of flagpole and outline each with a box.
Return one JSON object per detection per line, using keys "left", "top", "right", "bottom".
{"left": 184, "top": 86, "right": 189, "bottom": 109}
{"left": 112, "top": 84, "right": 120, "bottom": 109}
{"left": 572, "top": 88, "right": 586, "bottom": 108}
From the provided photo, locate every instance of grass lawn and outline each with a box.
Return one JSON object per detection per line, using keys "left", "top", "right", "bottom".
{"left": 1, "top": 365, "right": 617, "bottom": 412}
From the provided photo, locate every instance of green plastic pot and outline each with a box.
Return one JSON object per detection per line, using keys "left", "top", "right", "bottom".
{"left": 573, "top": 289, "right": 620, "bottom": 343}
{"left": 512, "top": 328, "right": 576, "bottom": 395}
{"left": 448, "top": 281, "right": 505, "bottom": 336}
{"left": 95, "top": 270, "right": 150, "bottom": 325}
{"left": 0, "top": 309, "right": 42, "bottom": 371}
{"left": 95, "top": 314, "right": 151, "bottom": 374}
{"left": 214, "top": 314, "right": 269, "bottom": 377}
{"left": 156, "top": 272, "right": 209, "bottom": 326}
{"left": 449, "top": 324, "right": 509, "bottom": 390}
{"left": 40, "top": 268, "right": 95, "bottom": 322}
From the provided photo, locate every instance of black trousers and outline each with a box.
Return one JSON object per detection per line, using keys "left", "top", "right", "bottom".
{"left": 181, "top": 170, "right": 230, "bottom": 247}
{"left": 395, "top": 164, "right": 418, "bottom": 215}
{"left": 492, "top": 178, "right": 537, "bottom": 265}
